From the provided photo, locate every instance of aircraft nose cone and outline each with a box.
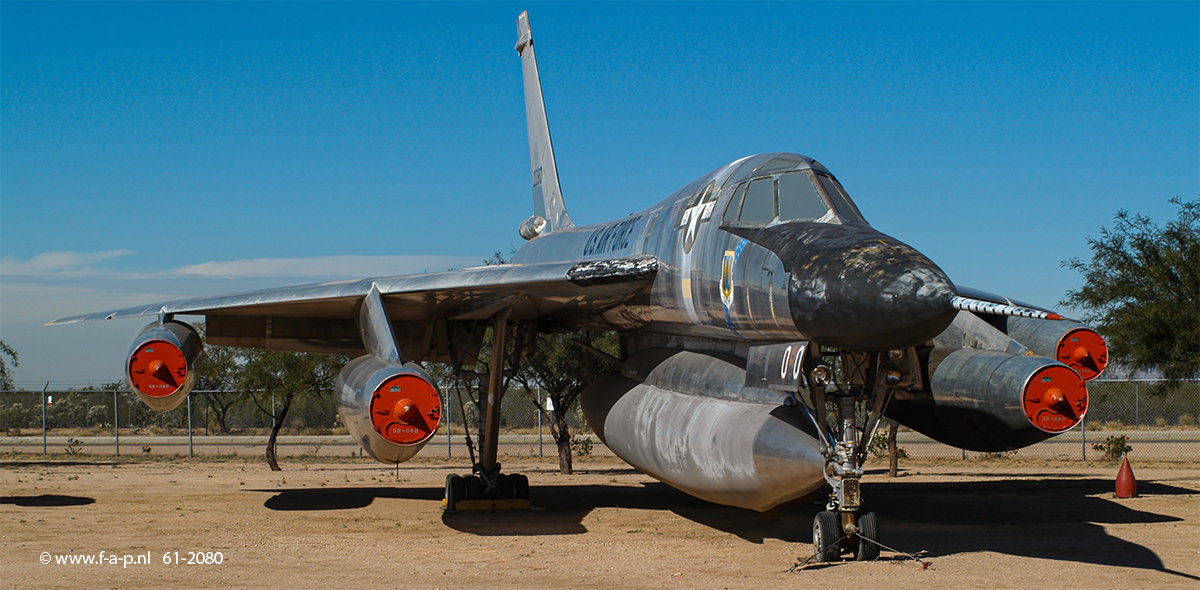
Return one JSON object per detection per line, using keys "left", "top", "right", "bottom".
{"left": 781, "top": 224, "right": 956, "bottom": 350}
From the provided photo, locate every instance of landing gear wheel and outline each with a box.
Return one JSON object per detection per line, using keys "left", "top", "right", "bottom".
{"left": 495, "top": 474, "right": 512, "bottom": 499}
{"left": 463, "top": 475, "right": 483, "bottom": 500}
{"left": 854, "top": 511, "right": 880, "bottom": 561}
{"left": 444, "top": 474, "right": 464, "bottom": 511}
{"left": 813, "top": 510, "right": 841, "bottom": 562}
{"left": 511, "top": 473, "right": 530, "bottom": 501}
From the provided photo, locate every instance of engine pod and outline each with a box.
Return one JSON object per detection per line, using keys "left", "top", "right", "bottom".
{"left": 125, "top": 321, "right": 202, "bottom": 412}
{"left": 1006, "top": 317, "right": 1108, "bottom": 381}
{"left": 336, "top": 355, "right": 442, "bottom": 464}
{"left": 886, "top": 348, "right": 1088, "bottom": 452}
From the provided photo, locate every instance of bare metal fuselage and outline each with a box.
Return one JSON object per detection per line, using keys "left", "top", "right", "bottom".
{"left": 515, "top": 153, "right": 819, "bottom": 340}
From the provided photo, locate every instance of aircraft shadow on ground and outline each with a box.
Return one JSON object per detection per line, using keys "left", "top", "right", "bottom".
{"left": 442, "top": 481, "right": 794, "bottom": 539}
{"left": 1, "top": 494, "right": 96, "bottom": 507}
{"left": 255, "top": 486, "right": 443, "bottom": 511}
{"left": 865, "top": 477, "right": 1198, "bottom": 581}
{"left": 251, "top": 476, "right": 1196, "bottom": 580}
{"left": 0, "top": 461, "right": 118, "bottom": 468}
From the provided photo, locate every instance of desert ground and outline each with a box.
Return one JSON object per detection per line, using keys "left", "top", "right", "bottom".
{"left": 3, "top": 455, "right": 1198, "bottom": 590}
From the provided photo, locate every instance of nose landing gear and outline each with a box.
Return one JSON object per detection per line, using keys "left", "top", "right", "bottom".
{"left": 804, "top": 349, "right": 912, "bottom": 562}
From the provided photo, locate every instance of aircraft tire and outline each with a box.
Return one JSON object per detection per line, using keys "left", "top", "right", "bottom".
{"left": 813, "top": 510, "right": 841, "bottom": 562}
{"left": 445, "top": 474, "right": 464, "bottom": 511}
{"left": 495, "top": 474, "right": 512, "bottom": 499}
{"left": 854, "top": 511, "right": 880, "bottom": 561}
{"left": 464, "top": 475, "right": 483, "bottom": 500}
{"left": 512, "top": 473, "right": 530, "bottom": 501}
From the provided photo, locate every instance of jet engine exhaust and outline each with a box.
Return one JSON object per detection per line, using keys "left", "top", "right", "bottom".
{"left": 336, "top": 355, "right": 442, "bottom": 464}
{"left": 886, "top": 348, "right": 1088, "bottom": 452}
{"left": 125, "top": 321, "right": 203, "bottom": 412}
{"left": 1004, "top": 317, "right": 1109, "bottom": 381}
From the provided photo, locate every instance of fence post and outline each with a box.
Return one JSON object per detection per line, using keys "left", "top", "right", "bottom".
{"left": 1081, "top": 413, "right": 1086, "bottom": 461}
{"left": 42, "top": 382, "right": 48, "bottom": 455}
{"left": 188, "top": 394, "right": 193, "bottom": 458}
{"left": 538, "top": 389, "right": 543, "bottom": 459}
{"left": 114, "top": 388, "right": 120, "bottom": 457}
{"left": 445, "top": 388, "right": 451, "bottom": 459}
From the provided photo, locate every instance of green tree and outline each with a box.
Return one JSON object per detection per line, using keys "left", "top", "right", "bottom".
{"left": 192, "top": 326, "right": 247, "bottom": 434}
{"left": 241, "top": 349, "right": 346, "bottom": 471}
{"left": 0, "top": 340, "right": 18, "bottom": 391}
{"left": 1063, "top": 196, "right": 1199, "bottom": 390}
{"left": 514, "top": 331, "right": 617, "bottom": 474}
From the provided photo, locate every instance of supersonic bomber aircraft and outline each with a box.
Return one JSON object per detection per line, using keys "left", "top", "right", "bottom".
{"left": 52, "top": 12, "right": 1108, "bottom": 562}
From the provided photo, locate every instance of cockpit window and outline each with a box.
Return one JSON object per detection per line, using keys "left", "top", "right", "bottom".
{"left": 755, "top": 158, "right": 800, "bottom": 174}
{"left": 722, "top": 183, "right": 748, "bottom": 224}
{"left": 738, "top": 178, "right": 776, "bottom": 223}
{"left": 722, "top": 171, "right": 858, "bottom": 226}
{"left": 814, "top": 174, "right": 865, "bottom": 222}
{"left": 777, "top": 172, "right": 829, "bottom": 221}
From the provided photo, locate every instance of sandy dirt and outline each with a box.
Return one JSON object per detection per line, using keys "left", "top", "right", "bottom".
{"left": 3, "top": 456, "right": 1198, "bottom": 590}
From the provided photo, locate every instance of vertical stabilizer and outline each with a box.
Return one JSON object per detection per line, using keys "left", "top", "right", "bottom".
{"left": 515, "top": 11, "right": 574, "bottom": 233}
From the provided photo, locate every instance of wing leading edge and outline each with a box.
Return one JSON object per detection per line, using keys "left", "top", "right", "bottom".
{"left": 48, "top": 255, "right": 659, "bottom": 358}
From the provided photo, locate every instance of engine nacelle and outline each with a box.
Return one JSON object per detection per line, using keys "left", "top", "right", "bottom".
{"left": 1004, "top": 317, "right": 1108, "bottom": 381}
{"left": 335, "top": 355, "right": 442, "bottom": 464}
{"left": 886, "top": 348, "right": 1088, "bottom": 452}
{"left": 125, "top": 321, "right": 203, "bottom": 412}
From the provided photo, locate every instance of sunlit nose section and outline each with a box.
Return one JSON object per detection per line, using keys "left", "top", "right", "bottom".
{"left": 787, "top": 225, "right": 956, "bottom": 349}
{"left": 732, "top": 222, "right": 957, "bottom": 350}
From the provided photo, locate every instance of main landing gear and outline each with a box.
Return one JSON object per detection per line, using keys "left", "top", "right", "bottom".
{"left": 443, "top": 310, "right": 532, "bottom": 511}
{"left": 444, "top": 472, "right": 530, "bottom": 510}
{"left": 804, "top": 349, "right": 910, "bottom": 562}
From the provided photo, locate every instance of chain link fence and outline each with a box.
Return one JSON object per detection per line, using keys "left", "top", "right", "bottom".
{"left": 0, "top": 382, "right": 602, "bottom": 458}
{"left": 2, "top": 378, "right": 1195, "bottom": 462}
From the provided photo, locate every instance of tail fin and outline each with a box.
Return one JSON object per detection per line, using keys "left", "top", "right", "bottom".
{"left": 516, "top": 11, "right": 574, "bottom": 233}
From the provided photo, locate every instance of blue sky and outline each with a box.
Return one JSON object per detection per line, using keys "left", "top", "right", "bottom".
{"left": 2, "top": 2, "right": 1196, "bottom": 386}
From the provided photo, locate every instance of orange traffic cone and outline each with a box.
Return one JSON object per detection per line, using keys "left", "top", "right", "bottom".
{"left": 1115, "top": 457, "right": 1137, "bottom": 498}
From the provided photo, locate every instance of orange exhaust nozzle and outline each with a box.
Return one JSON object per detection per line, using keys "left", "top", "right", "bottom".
{"left": 129, "top": 340, "right": 188, "bottom": 398}
{"left": 372, "top": 375, "right": 441, "bottom": 445}
{"left": 1057, "top": 328, "right": 1108, "bottom": 382}
{"left": 1022, "top": 365, "right": 1088, "bottom": 433}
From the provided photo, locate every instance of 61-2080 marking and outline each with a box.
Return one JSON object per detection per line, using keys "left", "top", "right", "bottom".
{"left": 163, "top": 551, "right": 224, "bottom": 565}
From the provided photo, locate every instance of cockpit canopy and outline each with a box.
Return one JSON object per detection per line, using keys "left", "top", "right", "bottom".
{"left": 721, "top": 157, "right": 865, "bottom": 226}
